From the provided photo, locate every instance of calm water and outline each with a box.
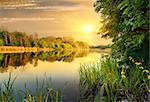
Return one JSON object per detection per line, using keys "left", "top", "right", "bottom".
{"left": 0, "top": 50, "right": 108, "bottom": 101}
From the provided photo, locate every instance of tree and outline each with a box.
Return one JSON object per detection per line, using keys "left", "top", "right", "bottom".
{"left": 94, "top": 0, "right": 149, "bottom": 66}
{"left": 0, "top": 39, "right": 4, "bottom": 46}
{"left": 63, "top": 36, "right": 74, "bottom": 43}
{"left": 39, "top": 39, "right": 47, "bottom": 48}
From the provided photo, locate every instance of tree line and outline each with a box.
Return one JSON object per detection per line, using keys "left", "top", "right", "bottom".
{"left": 0, "top": 29, "right": 89, "bottom": 49}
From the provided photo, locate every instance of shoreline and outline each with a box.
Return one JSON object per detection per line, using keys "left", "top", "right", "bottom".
{"left": 0, "top": 46, "right": 91, "bottom": 53}
{"left": 0, "top": 46, "right": 54, "bottom": 53}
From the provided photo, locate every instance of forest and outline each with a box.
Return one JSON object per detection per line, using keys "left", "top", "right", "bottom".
{"left": 0, "top": 29, "right": 89, "bottom": 50}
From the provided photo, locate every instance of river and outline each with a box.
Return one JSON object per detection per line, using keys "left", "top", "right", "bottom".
{"left": 0, "top": 50, "right": 109, "bottom": 101}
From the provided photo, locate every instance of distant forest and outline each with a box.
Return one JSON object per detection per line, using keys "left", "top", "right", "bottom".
{"left": 90, "top": 45, "right": 111, "bottom": 49}
{"left": 0, "top": 29, "right": 89, "bottom": 49}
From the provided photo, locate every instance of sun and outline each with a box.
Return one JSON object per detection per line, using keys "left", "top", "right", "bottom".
{"left": 83, "top": 25, "right": 93, "bottom": 33}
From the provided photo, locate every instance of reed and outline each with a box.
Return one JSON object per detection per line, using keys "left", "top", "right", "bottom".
{"left": 79, "top": 57, "right": 149, "bottom": 102}
{"left": 0, "top": 73, "right": 64, "bottom": 102}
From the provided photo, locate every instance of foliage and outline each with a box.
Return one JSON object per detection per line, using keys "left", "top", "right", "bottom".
{"left": 79, "top": 58, "right": 149, "bottom": 102}
{"left": 0, "top": 29, "right": 89, "bottom": 50}
{"left": 92, "top": 0, "right": 149, "bottom": 101}
{"left": 94, "top": 0, "right": 149, "bottom": 66}
{"left": 90, "top": 45, "right": 111, "bottom": 49}
{"left": 0, "top": 39, "right": 4, "bottom": 46}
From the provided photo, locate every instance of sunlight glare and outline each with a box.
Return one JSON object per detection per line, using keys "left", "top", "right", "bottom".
{"left": 83, "top": 25, "right": 93, "bottom": 33}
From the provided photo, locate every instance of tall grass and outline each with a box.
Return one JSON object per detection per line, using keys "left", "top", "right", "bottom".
{"left": 79, "top": 57, "right": 149, "bottom": 102}
{"left": 0, "top": 73, "right": 64, "bottom": 102}
{"left": 79, "top": 62, "right": 101, "bottom": 102}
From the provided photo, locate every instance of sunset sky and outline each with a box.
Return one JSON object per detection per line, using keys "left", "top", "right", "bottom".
{"left": 0, "top": 0, "right": 111, "bottom": 45}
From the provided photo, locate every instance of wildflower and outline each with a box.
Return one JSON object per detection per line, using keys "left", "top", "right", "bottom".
{"left": 128, "top": 56, "right": 133, "bottom": 60}
{"left": 121, "top": 75, "right": 126, "bottom": 79}
{"left": 148, "top": 75, "right": 150, "bottom": 79}
{"left": 135, "top": 62, "right": 142, "bottom": 66}
{"left": 125, "top": 65, "right": 129, "bottom": 69}
{"left": 121, "top": 70, "right": 125, "bottom": 75}
{"left": 139, "top": 66, "right": 144, "bottom": 69}
{"left": 141, "top": 59, "right": 144, "bottom": 62}
{"left": 132, "top": 59, "right": 134, "bottom": 62}
{"left": 143, "top": 70, "right": 149, "bottom": 73}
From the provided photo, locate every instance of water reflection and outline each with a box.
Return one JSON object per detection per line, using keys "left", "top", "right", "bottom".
{"left": 0, "top": 49, "right": 89, "bottom": 72}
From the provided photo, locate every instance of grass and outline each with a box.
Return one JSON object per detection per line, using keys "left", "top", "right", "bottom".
{"left": 0, "top": 73, "right": 64, "bottom": 102}
{"left": 79, "top": 57, "right": 149, "bottom": 102}
{"left": 79, "top": 62, "right": 102, "bottom": 102}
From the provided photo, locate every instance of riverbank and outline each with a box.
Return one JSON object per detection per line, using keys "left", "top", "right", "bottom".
{"left": 0, "top": 46, "right": 91, "bottom": 54}
{"left": 0, "top": 46, "right": 53, "bottom": 53}
{"left": 79, "top": 57, "right": 149, "bottom": 102}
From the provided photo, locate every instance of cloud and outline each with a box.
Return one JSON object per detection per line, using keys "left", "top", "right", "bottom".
{"left": 0, "top": 17, "right": 55, "bottom": 23}
{"left": 24, "top": 5, "right": 88, "bottom": 11}
{"left": 0, "top": 3, "right": 37, "bottom": 8}
{"left": 0, "top": 0, "right": 88, "bottom": 11}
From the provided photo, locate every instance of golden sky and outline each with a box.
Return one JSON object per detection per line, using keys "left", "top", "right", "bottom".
{"left": 0, "top": 0, "right": 111, "bottom": 45}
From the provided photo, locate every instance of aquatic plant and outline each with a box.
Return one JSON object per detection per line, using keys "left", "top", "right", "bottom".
{"left": 0, "top": 73, "right": 64, "bottom": 102}
{"left": 79, "top": 57, "right": 149, "bottom": 102}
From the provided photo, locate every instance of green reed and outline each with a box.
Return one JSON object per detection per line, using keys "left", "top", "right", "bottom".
{"left": 79, "top": 57, "right": 149, "bottom": 102}
{"left": 0, "top": 73, "right": 64, "bottom": 102}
